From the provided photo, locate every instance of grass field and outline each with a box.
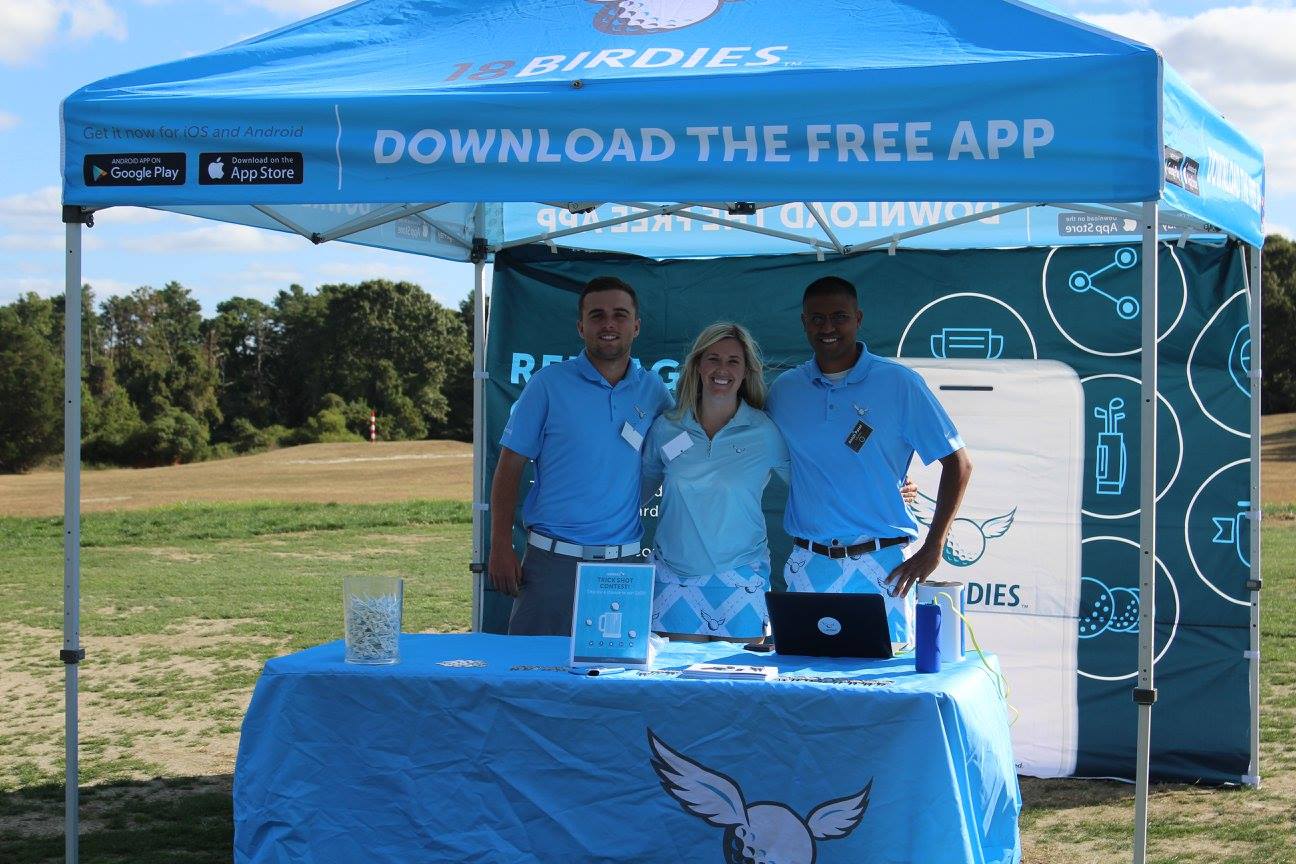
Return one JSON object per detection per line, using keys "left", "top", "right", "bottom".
{"left": 1, "top": 422, "right": 1294, "bottom": 863}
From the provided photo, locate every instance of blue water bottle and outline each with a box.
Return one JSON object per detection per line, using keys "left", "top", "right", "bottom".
{"left": 915, "top": 602, "right": 942, "bottom": 674}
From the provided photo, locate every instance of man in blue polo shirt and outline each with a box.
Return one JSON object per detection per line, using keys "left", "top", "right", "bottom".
{"left": 489, "top": 276, "right": 673, "bottom": 636}
{"left": 766, "top": 275, "right": 973, "bottom": 642}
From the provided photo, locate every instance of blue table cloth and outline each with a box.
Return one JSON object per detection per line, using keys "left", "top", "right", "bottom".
{"left": 235, "top": 634, "right": 1020, "bottom": 864}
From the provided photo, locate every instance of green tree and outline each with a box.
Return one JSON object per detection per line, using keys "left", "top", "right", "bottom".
{"left": 0, "top": 295, "right": 62, "bottom": 472}
{"left": 139, "top": 405, "right": 209, "bottom": 464}
{"left": 205, "top": 296, "right": 275, "bottom": 433}
{"left": 100, "top": 282, "right": 221, "bottom": 429}
{"left": 1262, "top": 234, "right": 1296, "bottom": 414}
{"left": 270, "top": 280, "right": 471, "bottom": 440}
{"left": 427, "top": 292, "right": 481, "bottom": 442}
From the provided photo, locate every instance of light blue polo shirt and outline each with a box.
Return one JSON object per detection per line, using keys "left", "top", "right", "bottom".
{"left": 642, "top": 402, "right": 790, "bottom": 577}
{"left": 767, "top": 345, "right": 963, "bottom": 543}
{"left": 500, "top": 350, "right": 672, "bottom": 546}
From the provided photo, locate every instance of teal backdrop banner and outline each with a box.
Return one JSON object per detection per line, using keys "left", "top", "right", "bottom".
{"left": 485, "top": 241, "right": 1251, "bottom": 783}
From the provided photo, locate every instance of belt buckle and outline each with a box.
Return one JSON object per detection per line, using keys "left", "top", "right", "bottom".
{"left": 589, "top": 546, "right": 607, "bottom": 560}
{"left": 829, "top": 545, "right": 846, "bottom": 559}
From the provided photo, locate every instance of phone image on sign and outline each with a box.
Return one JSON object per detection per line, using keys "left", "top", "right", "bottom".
{"left": 902, "top": 359, "right": 1083, "bottom": 778}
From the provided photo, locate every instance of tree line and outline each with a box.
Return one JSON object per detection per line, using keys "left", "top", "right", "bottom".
{"left": 2, "top": 235, "right": 1295, "bottom": 474}
{"left": 0, "top": 279, "right": 474, "bottom": 472}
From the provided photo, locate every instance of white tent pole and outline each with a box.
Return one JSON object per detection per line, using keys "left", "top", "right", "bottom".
{"left": 1132, "top": 199, "right": 1160, "bottom": 864}
{"left": 470, "top": 204, "right": 488, "bottom": 633}
{"left": 1246, "top": 241, "right": 1263, "bottom": 787}
{"left": 61, "top": 211, "right": 87, "bottom": 864}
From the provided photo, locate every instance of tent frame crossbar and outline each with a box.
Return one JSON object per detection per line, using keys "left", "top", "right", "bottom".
{"left": 497, "top": 202, "right": 696, "bottom": 251}
{"left": 496, "top": 200, "right": 1229, "bottom": 259}
{"left": 847, "top": 202, "right": 1036, "bottom": 252}
{"left": 313, "top": 202, "right": 447, "bottom": 244}
{"left": 251, "top": 204, "right": 314, "bottom": 239}
{"left": 412, "top": 212, "right": 473, "bottom": 250}
{"left": 804, "top": 201, "right": 846, "bottom": 253}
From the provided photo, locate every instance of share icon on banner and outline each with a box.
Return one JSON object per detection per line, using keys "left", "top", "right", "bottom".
{"left": 1068, "top": 246, "right": 1140, "bottom": 321}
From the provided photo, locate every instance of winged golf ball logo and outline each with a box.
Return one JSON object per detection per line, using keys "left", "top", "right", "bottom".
{"left": 589, "top": 0, "right": 734, "bottom": 35}
{"left": 647, "top": 729, "right": 872, "bottom": 864}
{"left": 909, "top": 491, "right": 1016, "bottom": 567}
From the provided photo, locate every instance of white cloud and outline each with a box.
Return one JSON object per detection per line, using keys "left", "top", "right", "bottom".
{"left": 120, "top": 223, "right": 301, "bottom": 254}
{"left": 0, "top": 0, "right": 126, "bottom": 66}
{"left": 0, "top": 232, "right": 104, "bottom": 252}
{"left": 0, "top": 275, "right": 61, "bottom": 298}
{"left": 313, "top": 258, "right": 428, "bottom": 285}
{"left": 68, "top": 0, "right": 127, "bottom": 42}
{"left": 92, "top": 206, "right": 171, "bottom": 225}
{"left": 0, "top": 187, "right": 172, "bottom": 230}
{"left": 1080, "top": 5, "right": 1296, "bottom": 195}
{"left": 82, "top": 276, "right": 139, "bottom": 299}
{"left": 0, "top": 110, "right": 19, "bottom": 132}
{"left": 0, "top": 185, "right": 60, "bottom": 226}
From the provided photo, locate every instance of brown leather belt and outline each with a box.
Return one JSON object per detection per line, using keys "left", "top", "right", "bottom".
{"left": 793, "top": 536, "right": 908, "bottom": 559}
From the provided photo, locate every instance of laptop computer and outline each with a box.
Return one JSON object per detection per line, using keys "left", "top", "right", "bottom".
{"left": 765, "top": 591, "right": 894, "bottom": 659}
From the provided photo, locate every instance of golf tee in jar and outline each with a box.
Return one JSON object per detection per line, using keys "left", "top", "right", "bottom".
{"left": 344, "top": 575, "right": 403, "bottom": 664}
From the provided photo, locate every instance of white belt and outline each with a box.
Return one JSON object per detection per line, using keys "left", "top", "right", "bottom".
{"left": 527, "top": 531, "right": 639, "bottom": 561}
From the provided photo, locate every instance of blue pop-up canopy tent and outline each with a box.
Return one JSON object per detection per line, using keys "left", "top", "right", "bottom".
{"left": 59, "top": 1, "right": 1265, "bottom": 861}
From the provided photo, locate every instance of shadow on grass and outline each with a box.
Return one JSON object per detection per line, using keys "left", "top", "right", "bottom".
{"left": 0, "top": 775, "right": 231, "bottom": 864}
{"left": 1263, "top": 423, "right": 1296, "bottom": 459}
{"left": 1021, "top": 776, "right": 1256, "bottom": 813}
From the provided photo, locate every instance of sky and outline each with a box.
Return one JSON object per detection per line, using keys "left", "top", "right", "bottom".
{"left": 0, "top": 0, "right": 1292, "bottom": 314}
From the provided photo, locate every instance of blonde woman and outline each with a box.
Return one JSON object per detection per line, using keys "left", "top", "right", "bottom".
{"left": 641, "top": 323, "right": 789, "bottom": 643}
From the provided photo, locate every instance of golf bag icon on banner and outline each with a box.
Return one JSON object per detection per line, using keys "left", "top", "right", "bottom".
{"left": 1093, "top": 397, "right": 1128, "bottom": 496}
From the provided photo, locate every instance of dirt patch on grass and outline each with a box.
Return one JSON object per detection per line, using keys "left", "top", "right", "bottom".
{"left": 0, "top": 619, "right": 285, "bottom": 819}
{"left": 1263, "top": 413, "right": 1296, "bottom": 505}
{"left": 0, "top": 440, "right": 473, "bottom": 518}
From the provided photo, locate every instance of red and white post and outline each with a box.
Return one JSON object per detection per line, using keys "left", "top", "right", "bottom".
{"left": 369, "top": 410, "right": 377, "bottom": 443}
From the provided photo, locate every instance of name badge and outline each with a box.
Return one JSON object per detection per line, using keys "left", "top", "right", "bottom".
{"left": 660, "top": 431, "right": 693, "bottom": 462}
{"left": 621, "top": 421, "right": 644, "bottom": 452}
{"left": 845, "top": 420, "right": 872, "bottom": 452}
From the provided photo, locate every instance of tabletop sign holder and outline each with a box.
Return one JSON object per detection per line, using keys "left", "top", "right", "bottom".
{"left": 570, "top": 562, "right": 655, "bottom": 672}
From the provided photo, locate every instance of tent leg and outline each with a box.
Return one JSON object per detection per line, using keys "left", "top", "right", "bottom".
{"left": 470, "top": 205, "right": 488, "bottom": 633}
{"left": 1132, "top": 200, "right": 1159, "bottom": 864}
{"left": 1246, "top": 242, "right": 1263, "bottom": 787}
{"left": 62, "top": 217, "right": 85, "bottom": 864}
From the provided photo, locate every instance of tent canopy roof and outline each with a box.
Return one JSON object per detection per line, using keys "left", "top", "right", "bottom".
{"left": 61, "top": 0, "right": 1265, "bottom": 253}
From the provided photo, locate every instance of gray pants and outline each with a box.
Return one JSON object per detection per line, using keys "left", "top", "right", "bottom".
{"left": 508, "top": 545, "right": 644, "bottom": 637}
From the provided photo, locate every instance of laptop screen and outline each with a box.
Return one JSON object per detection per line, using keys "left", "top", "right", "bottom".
{"left": 765, "top": 591, "right": 894, "bottom": 659}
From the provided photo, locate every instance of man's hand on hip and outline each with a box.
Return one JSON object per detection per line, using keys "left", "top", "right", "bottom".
{"left": 488, "top": 544, "right": 523, "bottom": 597}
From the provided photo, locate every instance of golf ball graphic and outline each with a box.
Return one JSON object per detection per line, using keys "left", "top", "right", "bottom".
{"left": 943, "top": 519, "right": 986, "bottom": 566}
{"left": 591, "top": 0, "right": 730, "bottom": 34}
{"left": 1078, "top": 577, "right": 1115, "bottom": 638}
{"left": 1108, "top": 587, "right": 1140, "bottom": 633}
